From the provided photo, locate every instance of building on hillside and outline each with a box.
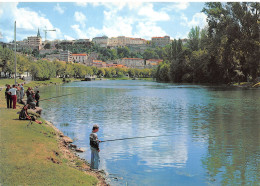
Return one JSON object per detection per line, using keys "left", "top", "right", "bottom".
{"left": 60, "top": 40, "right": 74, "bottom": 45}
{"left": 92, "top": 36, "right": 109, "bottom": 47}
{"left": 108, "top": 37, "right": 119, "bottom": 47}
{"left": 27, "top": 36, "right": 42, "bottom": 50}
{"left": 60, "top": 50, "right": 72, "bottom": 62}
{"left": 129, "top": 38, "right": 146, "bottom": 45}
{"left": 120, "top": 58, "right": 145, "bottom": 69}
{"left": 71, "top": 54, "right": 88, "bottom": 63}
{"left": 151, "top": 36, "right": 170, "bottom": 47}
{"left": 85, "top": 52, "right": 99, "bottom": 66}
{"left": 146, "top": 59, "right": 163, "bottom": 68}
{"left": 92, "top": 60, "right": 106, "bottom": 68}
{"left": 107, "top": 36, "right": 147, "bottom": 48}
{"left": 75, "top": 39, "right": 90, "bottom": 44}
{"left": 114, "top": 64, "right": 127, "bottom": 68}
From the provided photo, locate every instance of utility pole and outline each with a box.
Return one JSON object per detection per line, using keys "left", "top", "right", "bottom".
{"left": 14, "top": 21, "right": 17, "bottom": 85}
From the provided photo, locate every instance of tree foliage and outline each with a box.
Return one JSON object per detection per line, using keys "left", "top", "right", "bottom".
{"left": 154, "top": 2, "right": 260, "bottom": 84}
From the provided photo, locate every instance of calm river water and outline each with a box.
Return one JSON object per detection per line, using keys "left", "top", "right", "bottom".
{"left": 39, "top": 80, "right": 259, "bottom": 186}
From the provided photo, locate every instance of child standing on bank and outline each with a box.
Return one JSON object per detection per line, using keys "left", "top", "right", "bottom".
{"left": 89, "top": 124, "right": 101, "bottom": 170}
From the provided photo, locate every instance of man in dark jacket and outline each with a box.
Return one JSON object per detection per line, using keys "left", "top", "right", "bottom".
{"left": 89, "top": 124, "right": 101, "bottom": 170}
{"left": 5, "top": 84, "right": 12, "bottom": 108}
{"left": 35, "top": 91, "right": 40, "bottom": 107}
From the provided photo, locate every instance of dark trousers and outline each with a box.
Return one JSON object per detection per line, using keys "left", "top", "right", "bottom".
{"left": 11, "top": 95, "right": 17, "bottom": 109}
{"left": 6, "top": 97, "right": 12, "bottom": 108}
{"left": 36, "top": 99, "right": 39, "bottom": 107}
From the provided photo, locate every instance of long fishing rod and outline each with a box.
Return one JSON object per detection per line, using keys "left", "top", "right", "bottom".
{"left": 100, "top": 134, "right": 172, "bottom": 143}
{"left": 40, "top": 90, "right": 89, "bottom": 102}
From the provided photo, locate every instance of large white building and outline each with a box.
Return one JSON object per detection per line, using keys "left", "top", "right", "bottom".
{"left": 71, "top": 54, "right": 88, "bottom": 64}
{"left": 60, "top": 50, "right": 72, "bottom": 62}
{"left": 93, "top": 36, "right": 147, "bottom": 48}
{"left": 151, "top": 36, "right": 171, "bottom": 47}
{"left": 92, "top": 36, "right": 109, "bottom": 47}
{"left": 120, "top": 58, "right": 145, "bottom": 69}
{"left": 27, "top": 36, "right": 42, "bottom": 50}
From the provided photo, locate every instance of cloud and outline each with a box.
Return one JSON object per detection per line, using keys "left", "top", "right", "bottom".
{"left": 188, "top": 12, "right": 207, "bottom": 28}
{"left": 71, "top": 24, "right": 87, "bottom": 39}
{"left": 74, "top": 2, "right": 88, "bottom": 7}
{"left": 71, "top": 2, "right": 168, "bottom": 40}
{"left": 74, "top": 11, "right": 87, "bottom": 27}
{"left": 181, "top": 12, "right": 207, "bottom": 28}
{"left": 138, "top": 3, "right": 170, "bottom": 22}
{"left": 0, "top": 3, "right": 61, "bottom": 42}
{"left": 173, "top": 2, "right": 190, "bottom": 10}
{"left": 135, "top": 22, "right": 167, "bottom": 39}
{"left": 54, "top": 3, "right": 65, "bottom": 14}
{"left": 162, "top": 2, "right": 190, "bottom": 12}
{"left": 64, "top": 35, "right": 75, "bottom": 40}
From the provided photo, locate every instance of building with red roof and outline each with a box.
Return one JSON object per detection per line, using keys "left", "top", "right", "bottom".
{"left": 71, "top": 53, "right": 88, "bottom": 64}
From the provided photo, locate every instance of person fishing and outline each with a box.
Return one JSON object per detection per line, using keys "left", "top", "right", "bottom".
{"left": 89, "top": 124, "right": 101, "bottom": 170}
{"left": 27, "top": 91, "right": 36, "bottom": 109}
{"left": 19, "top": 104, "right": 42, "bottom": 124}
{"left": 35, "top": 90, "right": 40, "bottom": 107}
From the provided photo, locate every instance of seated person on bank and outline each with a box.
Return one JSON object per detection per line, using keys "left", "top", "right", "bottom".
{"left": 19, "top": 104, "right": 42, "bottom": 124}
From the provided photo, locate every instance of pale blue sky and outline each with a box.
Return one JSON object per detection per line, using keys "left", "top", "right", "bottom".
{"left": 0, "top": 2, "right": 207, "bottom": 42}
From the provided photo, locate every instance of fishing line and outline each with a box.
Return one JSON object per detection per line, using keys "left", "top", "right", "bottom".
{"left": 40, "top": 90, "right": 89, "bottom": 102}
{"left": 100, "top": 134, "right": 173, "bottom": 142}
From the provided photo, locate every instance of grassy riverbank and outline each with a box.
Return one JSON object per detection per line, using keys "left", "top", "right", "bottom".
{"left": 0, "top": 78, "right": 106, "bottom": 185}
{"left": 0, "top": 78, "right": 78, "bottom": 88}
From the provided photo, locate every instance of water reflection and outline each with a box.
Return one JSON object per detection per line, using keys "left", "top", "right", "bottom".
{"left": 40, "top": 80, "right": 260, "bottom": 186}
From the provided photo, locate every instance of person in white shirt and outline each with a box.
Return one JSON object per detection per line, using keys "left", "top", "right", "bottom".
{"left": 8, "top": 85, "right": 17, "bottom": 109}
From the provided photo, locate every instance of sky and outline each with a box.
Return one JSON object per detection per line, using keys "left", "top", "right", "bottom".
{"left": 0, "top": 1, "right": 208, "bottom": 42}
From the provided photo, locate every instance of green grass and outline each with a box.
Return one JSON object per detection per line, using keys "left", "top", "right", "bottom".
{"left": 0, "top": 78, "right": 24, "bottom": 87}
{"left": 0, "top": 108, "right": 98, "bottom": 185}
{"left": 0, "top": 79, "right": 99, "bottom": 185}
{"left": 0, "top": 78, "right": 79, "bottom": 89}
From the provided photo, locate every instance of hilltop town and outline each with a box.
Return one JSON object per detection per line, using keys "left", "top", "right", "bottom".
{"left": 0, "top": 29, "right": 188, "bottom": 69}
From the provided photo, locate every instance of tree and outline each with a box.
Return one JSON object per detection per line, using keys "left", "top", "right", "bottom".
{"left": 117, "top": 47, "right": 130, "bottom": 58}
{"left": 44, "top": 43, "right": 51, "bottom": 49}
{"left": 0, "top": 46, "right": 14, "bottom": 77}
{"left": 203, "top": 2, "right": 260, "bottom": 83}
{"left": 187, "top": 26, "right": 200, "bottom": 51}
{"left": 32, "top": 49, "right": 39, "bottom": 57}
{"left": 97, "top": 68, "right": 105, "bottom": 77}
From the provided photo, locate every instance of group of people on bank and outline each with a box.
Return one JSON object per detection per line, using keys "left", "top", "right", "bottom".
{"left": 5, "top": 83, "right": 42, "bottom": 124}
{"left": 5, "top": 83, "right": 101, "bottom": 171}
{"left": 5, "top": 84, "right": 40, "bottom": 109}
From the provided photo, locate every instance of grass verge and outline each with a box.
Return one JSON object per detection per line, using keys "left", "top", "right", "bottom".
{"left": 0, "top": 79, "right": 105, "bottom": 185}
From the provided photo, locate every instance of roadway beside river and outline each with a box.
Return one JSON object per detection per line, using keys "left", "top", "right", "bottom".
{"left": 0, "top": 78, "right": 108, "bottom": 186}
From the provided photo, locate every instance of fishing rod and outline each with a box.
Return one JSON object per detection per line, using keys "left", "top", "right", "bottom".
{"left": 40, "top": 90, "right": 89, "bottom": 102}
{"left": 100, "top": 134, "right": 172, "bottom": 143}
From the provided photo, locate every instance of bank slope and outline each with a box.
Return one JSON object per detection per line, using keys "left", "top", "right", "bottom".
{"left": 0, "top": 106, "right": 98, "bottom": 185}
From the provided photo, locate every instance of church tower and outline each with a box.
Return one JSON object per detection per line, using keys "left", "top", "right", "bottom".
{"left": 37, "top": 28, "right": 41, "bottom": 38}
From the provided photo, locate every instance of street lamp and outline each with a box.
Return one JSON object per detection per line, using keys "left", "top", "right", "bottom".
{"left": 14, "top": 21, "right": 17, "bottom": 85}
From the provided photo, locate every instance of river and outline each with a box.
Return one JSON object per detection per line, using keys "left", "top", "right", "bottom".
{"left": 39, "top": 80, "right": 260, "bottom": 186}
